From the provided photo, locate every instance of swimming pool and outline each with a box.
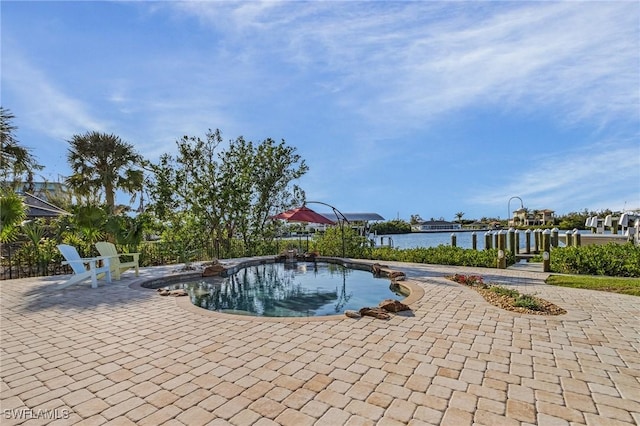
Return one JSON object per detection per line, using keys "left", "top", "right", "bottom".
{"left": 161, "top": 261, "right": 408, "bottom": 317}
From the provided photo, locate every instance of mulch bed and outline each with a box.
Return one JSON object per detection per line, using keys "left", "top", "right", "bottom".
{"left": 446, "top": 274, "right": 566, "bottom": 316}
{"left": 473, "top": 287, "right": 566, "bottom": 315}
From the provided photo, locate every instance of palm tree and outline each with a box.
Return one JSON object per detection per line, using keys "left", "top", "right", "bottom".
{"left": 0, "top": 107, "right": 42, "bottom": 187}
{"left": 455, "top": 211, "right": 465, "bottom": 224}
{"left": 66, "top": 131, "right": 145, "bottom": 214}
{"left": 410, "top": 214, "right": 423, "bottom": 225}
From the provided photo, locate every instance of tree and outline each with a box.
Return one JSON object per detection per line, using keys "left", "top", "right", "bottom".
{"left": 148, "top": 129, "right": 308, "bottom": 257}
{"left": 231, "top": 137, "right": 307, "bottom": 253}
{"left": 0, "top": 107, "right": 42, "bottom": 188}
{"left": 66, "top": 131, "right": 145, "bottom": 214}
{"left": 149, "top": 129, "right": 224, "bottom": 253}
{"left": 371, "top": 219, "right": 412, "bottom": 234}
{"left": 455, "top": 212, "right": 465, "bottom": 224}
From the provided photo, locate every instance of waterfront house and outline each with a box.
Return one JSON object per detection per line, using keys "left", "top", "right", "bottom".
{"left": 412, "top": 220, "right": 462, "bottom": 232}
{"left": 510, "top": 208, "right": 555, "bottom": 227}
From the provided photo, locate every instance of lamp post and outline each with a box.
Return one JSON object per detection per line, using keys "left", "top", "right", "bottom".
{"left": 508, "top": 196, "right": 524, "bottom": 228}
{"left": 306, "top": 201, "right": 350, "bottom": 258}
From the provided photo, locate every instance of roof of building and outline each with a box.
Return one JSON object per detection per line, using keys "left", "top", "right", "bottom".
{"left": 418, "top": 220, "right": 457, "bottom": 225}
{"left": 21, "top": 192, "right": 71, "bottom": 218}
{"left": 319, "top": 212, "right": 385, "bottom": 222}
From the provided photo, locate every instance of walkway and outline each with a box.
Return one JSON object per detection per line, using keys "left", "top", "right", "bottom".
{"left": 1, "top": 261, "right": 639, "bottom": 425}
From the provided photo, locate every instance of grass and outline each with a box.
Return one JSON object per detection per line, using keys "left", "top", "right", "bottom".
{"left": 546, "top": 275, "right": 640, "bottom": 296}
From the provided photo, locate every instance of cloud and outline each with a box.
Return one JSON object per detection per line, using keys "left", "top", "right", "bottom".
{"left": 2, "top": 52, "right": 107, "bottom": 140}
{"left": 3, "top": 1, "right": 637, "bottom": 219}
{"left": 167, "top": 1, "right": 638, "bottom": 133}
{"left": 471, "top": 138, "right": 640, "bottom": 213}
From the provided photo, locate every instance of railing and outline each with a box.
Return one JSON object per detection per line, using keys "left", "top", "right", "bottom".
{"left": 0, "top": 239, "right": 280, "bottom": 281}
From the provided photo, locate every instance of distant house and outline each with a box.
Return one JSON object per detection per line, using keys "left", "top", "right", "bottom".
{"left": 465, "top": 222, "right": 490, "bottom": 230}
{"left": 17, "top": 181, "right": 70, "bottom": 201}
{"left": 412, "top": 220, "right": 462, "bottom": 232}
{"left": 510, "top": 208, "right": 555, "bottom": 227}
{"left": 318, "top": 212, "right": 385, "bottom": 236}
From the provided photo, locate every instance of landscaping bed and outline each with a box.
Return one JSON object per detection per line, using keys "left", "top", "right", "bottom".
{"left": 448, "top": 274, "right": 566, "bottom": 316}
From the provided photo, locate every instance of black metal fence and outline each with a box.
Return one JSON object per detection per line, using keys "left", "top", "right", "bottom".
{"left": 0, "top": 240, "right": 243, "bottom": 281}
{"left": 1, "top": 236, "right": 323, "bottom": 281}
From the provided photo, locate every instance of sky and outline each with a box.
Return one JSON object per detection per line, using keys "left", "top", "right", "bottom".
{"left": 2, "top": 1, "right": 639, "bottom": 222}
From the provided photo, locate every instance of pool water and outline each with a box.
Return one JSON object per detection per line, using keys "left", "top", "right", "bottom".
{"left": 163, "top": 262, "right": 407, "bottom": 317}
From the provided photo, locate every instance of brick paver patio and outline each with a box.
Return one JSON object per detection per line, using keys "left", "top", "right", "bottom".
{"left": 1, "top": 260, "right": 639, "bottom": 425}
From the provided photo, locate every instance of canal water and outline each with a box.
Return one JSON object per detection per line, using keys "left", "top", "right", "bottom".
{"left": 375, "top": 230, "right": 591, "bottom": 250}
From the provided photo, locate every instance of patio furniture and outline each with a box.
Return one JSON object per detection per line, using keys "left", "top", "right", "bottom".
{"left": 95, "top": 241, "right": 140, "bottom": 280}
{"left": 57, "top": 244, "right": 112, "bottom": 289}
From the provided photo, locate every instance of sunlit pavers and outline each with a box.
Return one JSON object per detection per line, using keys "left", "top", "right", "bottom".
{"left": 1, "top": 261, "right": 639, "bottom": 425}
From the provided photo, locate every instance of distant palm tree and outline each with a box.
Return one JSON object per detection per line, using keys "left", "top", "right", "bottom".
{"left": 0, "top": 107, "right": 42, "bottom": 187}
{"left": 532, "top": 209, "right": 542, "bottom": 225}
{"left": 410, "top": 214, "right": 423, "bottom": 225}
{"left": 455, "top": 211, "right": 465, "bottom": 224}
{"left": 66, "top": 131, "right": 145, "bottom": 214}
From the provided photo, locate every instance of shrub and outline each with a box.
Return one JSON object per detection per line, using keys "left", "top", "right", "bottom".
{"left": 489, "top": 286, "right": 519, "bottom": 298}
{"left": 310, "top": 226, "right": 372, "bottom": 258}
{"left": 450, "top": 274, "right": 485, "bottom": 287}
{"left": 368, "top": 245, "right": 515, "bottom": 268}
{"left": 550, "top": 243, "right": 640, "bottom": 277}
{"left": 513, "top": 294, "right": 543, "bottom": 311}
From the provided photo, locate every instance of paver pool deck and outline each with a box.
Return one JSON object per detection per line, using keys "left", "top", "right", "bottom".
{"left": 1, "top": 260, "right": 639, "bottom": 425}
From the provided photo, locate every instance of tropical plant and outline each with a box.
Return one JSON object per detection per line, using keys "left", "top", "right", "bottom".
{"left": 21, "top": 219, "right": 49, "bottom": 275}
{"left": 0, "top": 189, "right": 27, "bottom": 242}
{"left": 66, "top": 131, "right": 145, "bottom": 214}
{"left": 0, "top": 107, "right": 42, "bottom": 188}
{"left": 455, "top": 212, "right": 465, "bottom": 224}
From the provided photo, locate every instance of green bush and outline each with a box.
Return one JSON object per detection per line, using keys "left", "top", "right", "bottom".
{"left": 370, "top": 219, "right": 411, "bottom": 234}
{"left": 367, "top": 245, "right": 515, "bottom": 268}
{"left": 550, "top": 243, "right": 640, "bottom": 277}
{"left": 311, "top": 226, "right": 372, "bottom": 258}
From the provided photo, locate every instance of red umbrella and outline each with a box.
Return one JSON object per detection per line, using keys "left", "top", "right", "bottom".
{"left": 273, "top": 205, "right": 336, "bottom": 225}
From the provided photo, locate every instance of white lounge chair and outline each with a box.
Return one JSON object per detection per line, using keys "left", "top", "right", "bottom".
{"left": 95, "top": 241, "right": 140, "bottom": 280}
{"left": 57, "top": 244, "right": 112, "bottom": 289}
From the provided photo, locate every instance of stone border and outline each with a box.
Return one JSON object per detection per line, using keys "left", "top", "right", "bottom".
{"left": 130, "top": 256, "right": 425, "bottom": 322}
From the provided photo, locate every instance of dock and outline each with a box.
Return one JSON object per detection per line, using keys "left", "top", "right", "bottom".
{"left": 558, "top": 233, "right": 631, "bottom": 246}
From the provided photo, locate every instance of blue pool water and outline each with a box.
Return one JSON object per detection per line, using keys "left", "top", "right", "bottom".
{"left": 163, "top": 262, "right": 406, "bottom": 317}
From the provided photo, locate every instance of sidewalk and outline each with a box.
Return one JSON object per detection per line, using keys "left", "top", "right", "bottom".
{"left": 1, "top": 261, "right": 639, "bottom": 425}
{"left": 507, "top": 260, "right": 544, "bottom": 273}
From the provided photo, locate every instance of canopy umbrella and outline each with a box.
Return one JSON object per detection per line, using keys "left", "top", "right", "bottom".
{"left": 274, "top": 202, "right": 348, "bottom": 257}
{"left": 273, "top": 206, "right": 336, "bottom": 225}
